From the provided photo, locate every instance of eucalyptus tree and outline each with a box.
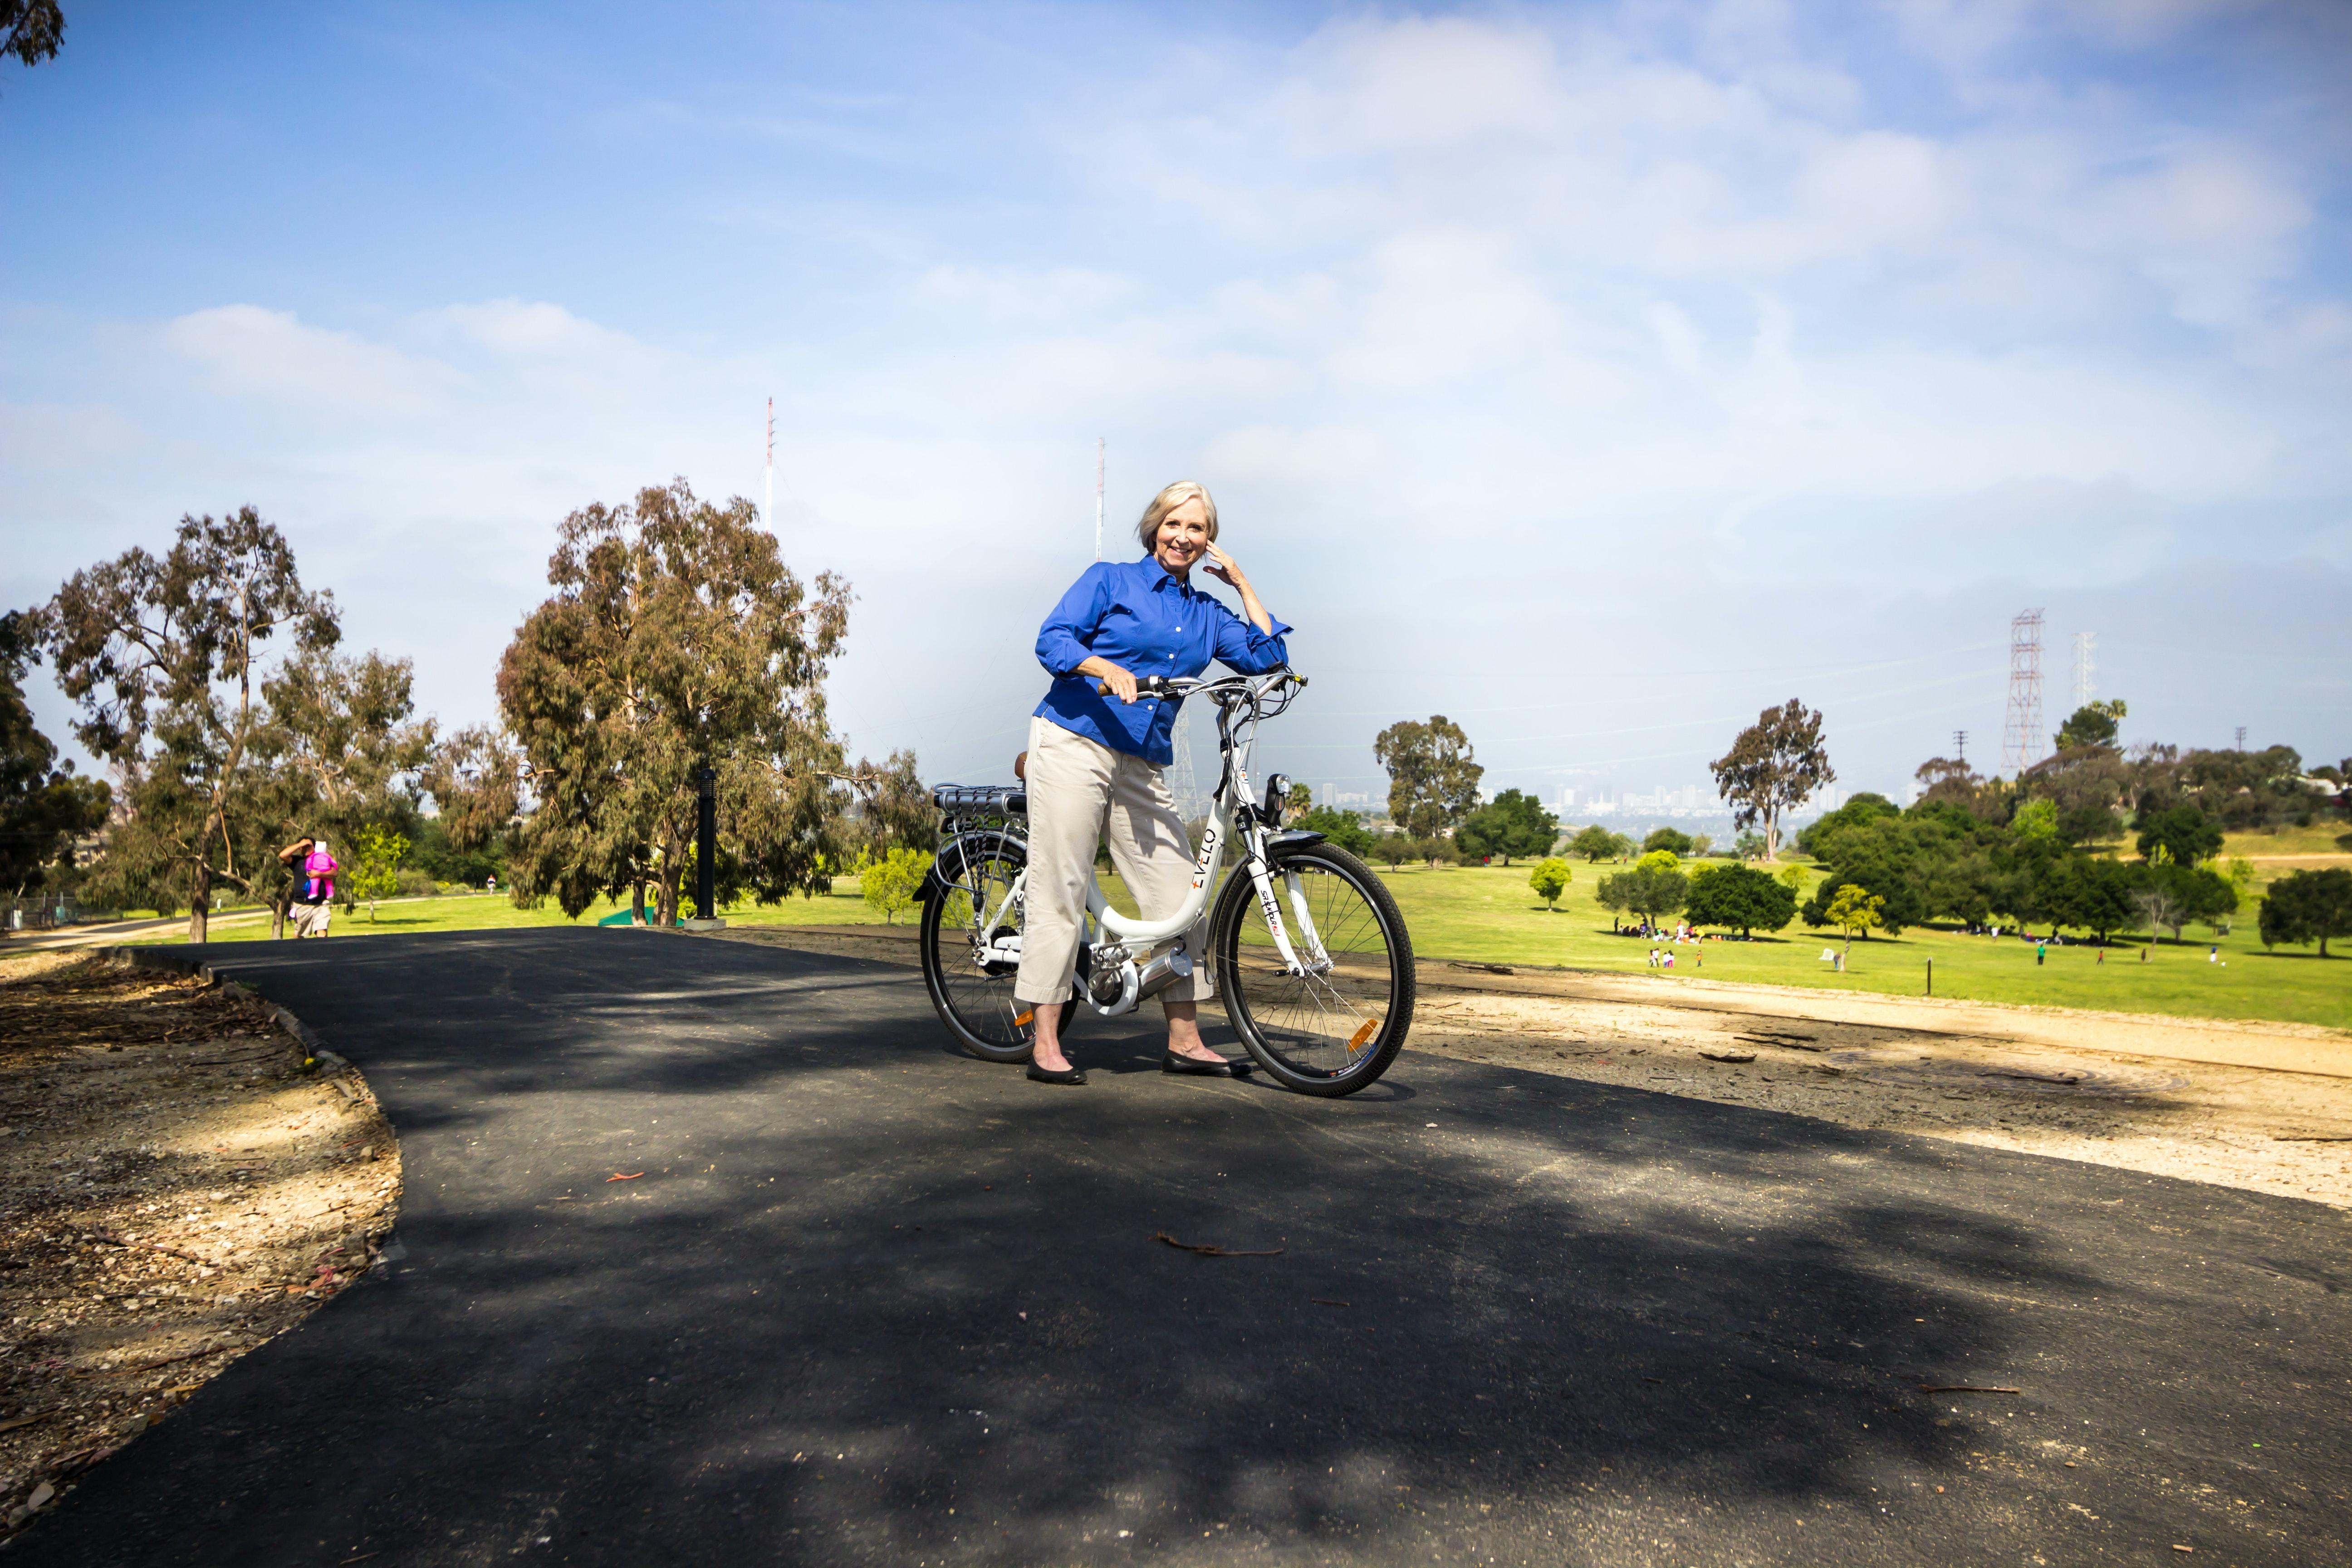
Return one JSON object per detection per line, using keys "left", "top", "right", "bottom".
{"left": 496, "top": 479, "right": 867, "bottom": 927}
{"left": 43, "top": 508, "right": 338, "bottom": 940}
{"left": 1710, "top": 699, "right": 1833, "bottom": 861}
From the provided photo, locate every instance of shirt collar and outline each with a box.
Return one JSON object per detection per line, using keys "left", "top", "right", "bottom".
{"left": 1141, "top": 555, "right": 1196, "bottom": 597}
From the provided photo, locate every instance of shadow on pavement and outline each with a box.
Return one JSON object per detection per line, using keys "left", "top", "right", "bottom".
{"left": 20, "top": 929, "right": 2348, "bottom": 1567}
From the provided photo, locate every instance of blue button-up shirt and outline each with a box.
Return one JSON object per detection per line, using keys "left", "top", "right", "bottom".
{"left": 1033, "top": 556, "right": 1293, "bottom": 764}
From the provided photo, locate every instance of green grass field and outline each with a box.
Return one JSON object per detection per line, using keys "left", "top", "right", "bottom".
{"left": 118, "top": 885, "right": 904, "bottom": 945}
{"left": 1362, "top": 860, "right": 2351, "bottom": 1031}
{"left": 115, "top": 853, "right": 2351, "bottom": 1032}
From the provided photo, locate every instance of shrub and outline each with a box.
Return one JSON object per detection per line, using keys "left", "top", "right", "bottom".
{"left": 859, "top": 846, "right": 929, "bottom": 924}
{"left": 1528, "top": 857, "right": 1571, "bottom": 911}
{"left": 1684, "top": 863, "right": 1798, "bottom": 936}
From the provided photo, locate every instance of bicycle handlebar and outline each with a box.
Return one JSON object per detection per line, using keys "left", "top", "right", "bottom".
{"left": 1091, "top": 669, "right": 1304, "bottom": 701}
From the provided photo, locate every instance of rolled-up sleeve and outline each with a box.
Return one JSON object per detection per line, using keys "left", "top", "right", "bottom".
{"left": 1035, "top": 564, "right": 1112, "bottom": 678}
{"left": 1211, "top": 603, "right": 1292, "bottom": 673}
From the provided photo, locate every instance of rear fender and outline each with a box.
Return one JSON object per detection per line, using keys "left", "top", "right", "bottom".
{"left": 919, "top": 829, "right": 1028, "bottom": 904}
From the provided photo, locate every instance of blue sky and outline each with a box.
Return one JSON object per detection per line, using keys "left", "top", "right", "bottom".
{"left": 5, "top": 0, "right": 2349, "bottom": 809}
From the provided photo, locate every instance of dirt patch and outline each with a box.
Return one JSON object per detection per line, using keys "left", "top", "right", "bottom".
{"left": 0, "top": 950, "right": 402, "bottom": 1540}
{"left": 720, "top": 923, "right": 2352, "bottom": 1208}
{"left": 1414, "top": 990, "right": 2352, "bottom": 1209}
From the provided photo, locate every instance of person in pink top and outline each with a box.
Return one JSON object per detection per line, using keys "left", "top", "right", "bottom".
{"left": 277, "top": 834, "right": 340, "bottom": 939}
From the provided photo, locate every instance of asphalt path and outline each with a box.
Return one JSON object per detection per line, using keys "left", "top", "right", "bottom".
{"left": 18, "top": 931, "right": 2350, "bottom": 1566}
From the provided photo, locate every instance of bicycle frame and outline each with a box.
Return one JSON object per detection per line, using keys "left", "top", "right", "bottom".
{"left": 958, "top": 671, "right": 1335, "bottom": 1010}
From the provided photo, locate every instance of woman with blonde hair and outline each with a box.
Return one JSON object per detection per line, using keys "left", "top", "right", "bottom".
{"left": 1014, "top": 480, "right": 1292, "bottom": 1084}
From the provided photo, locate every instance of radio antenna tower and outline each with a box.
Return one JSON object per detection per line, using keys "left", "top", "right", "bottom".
{"left": 762, "top": 398, "right": 775, "bottom": 531}
{"left": 2072, "top": 631, "right": 2095, "bottom": 710}
{"left": 1093, "top": 436, "right": 1105, "bottom": 561}
{"left": 2001, "top": 609, "right": 2046, "bottom": 776}
{"left": 1166, "top": 706, "right": 1205, "bottom": 828}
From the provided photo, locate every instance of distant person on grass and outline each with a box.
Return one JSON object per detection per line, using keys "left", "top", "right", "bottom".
{"left": 279, "top": 835, "right": 339, "bottom": 939}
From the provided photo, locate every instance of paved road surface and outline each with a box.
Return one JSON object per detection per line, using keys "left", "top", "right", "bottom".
{"left": 19, "top": 931, "right": 2350, "bottom": 1566}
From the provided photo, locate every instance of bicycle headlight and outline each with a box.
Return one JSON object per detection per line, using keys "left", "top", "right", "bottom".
{"left": 1263, "top": 772, "right": 1292, "bottom": 826}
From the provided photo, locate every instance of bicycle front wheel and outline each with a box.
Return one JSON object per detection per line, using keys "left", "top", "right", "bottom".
{"left": 918, "top": 836, "right": 1074, "bottom": 1062}
{"left": 1211, "top": 840, "right": 1414, "bottom": 1096}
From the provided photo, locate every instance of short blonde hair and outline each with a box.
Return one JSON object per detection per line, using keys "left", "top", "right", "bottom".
{"left": 1136, "top": 480, "right": 1220, "bottom": 553}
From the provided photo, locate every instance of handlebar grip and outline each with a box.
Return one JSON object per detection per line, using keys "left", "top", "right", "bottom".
{"left": 1094, "top": 674, "right": 1175, "bottom": 697}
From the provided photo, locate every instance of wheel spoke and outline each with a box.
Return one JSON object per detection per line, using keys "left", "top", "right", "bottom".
{"left": 1220, "top": 851, "right": 1409, "bottom": 1087}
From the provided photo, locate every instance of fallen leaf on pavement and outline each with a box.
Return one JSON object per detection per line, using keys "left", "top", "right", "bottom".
{"left": 607, "top": 1172, "right": 645, "bottom": 1182}
{"left": 1919, "top": 1385, "right": 2021, "bottom": 1394}
{"left": 1152, "top": 1231, "right": 1283, "bottom": 1258}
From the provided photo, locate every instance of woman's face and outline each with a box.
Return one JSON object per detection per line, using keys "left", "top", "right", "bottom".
{"left": 1152, "top": 497, "right": 1213, "bottom": 577}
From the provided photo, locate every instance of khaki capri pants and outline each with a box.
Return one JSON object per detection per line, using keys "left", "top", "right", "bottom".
{"left": 1012, "top": 715, "right": 1213, "bottom": 1006}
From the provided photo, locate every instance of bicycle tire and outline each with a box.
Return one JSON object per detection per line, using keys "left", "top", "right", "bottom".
{"left": 1210, "top": 840, "right": 1414, "bottom": 1096}
{"left": 918, "top": 835, "right": 1075, "bottom": 1061}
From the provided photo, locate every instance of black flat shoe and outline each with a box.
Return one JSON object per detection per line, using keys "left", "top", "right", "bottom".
{"left": 1161, "top": 1051, "right": 1250, "bottom": 1077}
{"left": 1026, "top": 1062, "right": 1088, "bottom": 1085}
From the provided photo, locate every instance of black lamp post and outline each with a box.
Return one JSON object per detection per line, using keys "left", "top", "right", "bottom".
{"left": 694, "top": 765, "right": 717, "bottom": 923}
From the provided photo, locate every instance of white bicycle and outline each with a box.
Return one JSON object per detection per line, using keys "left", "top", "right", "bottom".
{"left": 917, "top": 670, "right": 1415, "bottom": 1097}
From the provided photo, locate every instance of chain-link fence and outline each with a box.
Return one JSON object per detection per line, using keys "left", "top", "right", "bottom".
{"left": 1, "top": 896, "right": 122, "bottom": 933}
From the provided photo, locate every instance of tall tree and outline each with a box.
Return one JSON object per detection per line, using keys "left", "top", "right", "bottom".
{"left": 1373, "top": 716, "right": 1482, "bottom": 840}
{"left": 496, "top": 479, "right": 860, "bottom": 927}
{"left": 0, "top": 610, "right": 110, "bottom": 903}
{"left": 1, "top": 2, "right": 64, "bottom": 72}
{"left": 1710, "top": 699, "right": 1833, "bottom": 862}
{"left": 1824, "top": 883, "right": 1885, "bottom": 962}
{"left": 264, "top": 649, "right": 436, "bottom": 831}
{"left": 420, "top": 723, "right": 524, "bottom": 866}
{"left": 2135, "top": 802, "right": 2223, "bottom": 867}
{"left": 2259, "top": 868, "right": 2352, "bottom": 959}
{"left": 1453, "top": 787, "right": 1556, "bottom": 865}
{"left": 1683, "top": 862, "right": 1797, "bottom": 936}
{"left": 1567, "top": 824, "right": 1623, "bottom": 862}
{"left": 258, "top": 647, "right": 436, "bottom": 934}
{"left": 1595, "top": 858, "right": 1688, "bottom": 927}
{"left": 2053, "top": 698, "right": 2127, "bottom": 752}
{"left": 43, "top": 509, "right": 338, "bottom": 941}
{"left": 1642, "top": 827, "right": 1694, "bottom": 857}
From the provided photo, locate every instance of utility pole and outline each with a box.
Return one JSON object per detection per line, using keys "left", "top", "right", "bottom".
{"left": 763, "top": 398, "right": 775, "bottom": 532}
{"left": 2001, "top": 609, "right": 2045, "bottom": 776}
{"left": 2235, "top": 726, "right": 2248, "bottom": 751}
{"left": 1093, "top": 436, "right": 1105, "bottom": 561}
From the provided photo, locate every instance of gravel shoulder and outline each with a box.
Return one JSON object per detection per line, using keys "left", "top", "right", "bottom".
{"left": 0, "top": 951, "right": 402, "bottom": 1541}
{"left": 718, "top": 922, "right": 2352, "bottom": 1209}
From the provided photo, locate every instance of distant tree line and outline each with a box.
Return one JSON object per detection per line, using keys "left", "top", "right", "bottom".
{"left": 1798, "top": 699, "right": 2348, "bottom": 950}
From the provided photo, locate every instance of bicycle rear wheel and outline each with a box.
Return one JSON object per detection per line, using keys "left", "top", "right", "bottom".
{"left": 918, "top": 836, "right": 1073, "bottom": 1061}
{"left": 1211, "top": 840, "right": 1413, "bottom": 1095}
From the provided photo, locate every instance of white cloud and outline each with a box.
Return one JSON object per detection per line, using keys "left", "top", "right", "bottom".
{"left": 160, "top": 305, "right": 464, "bottom": 413}
{"left": 8, "top": 4, "right": 2348, "bottom": 794}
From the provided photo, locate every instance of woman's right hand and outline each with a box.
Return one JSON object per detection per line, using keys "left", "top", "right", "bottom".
{"left": 1077, "top": 656, "right": 1139, "bottom": 704}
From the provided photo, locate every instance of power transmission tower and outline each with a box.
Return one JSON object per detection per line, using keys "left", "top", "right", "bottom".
{"left": 1953, "top": 730, "right": 1967, "bottom": 764}
{"left": 2235, "top": 726, "right": 2247, "bottom": 751}
{"left": 2001, "top": 609, "right": 2045, "bottom": 776}
{"left": 2072, "top": 631, "right": 2094, "bottom": 710}
{"left": 1165, "top": 705, "right": 1205, "bottom": 826}
{"left": 762, "top": 398, "right": 775, "bottom": 531}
